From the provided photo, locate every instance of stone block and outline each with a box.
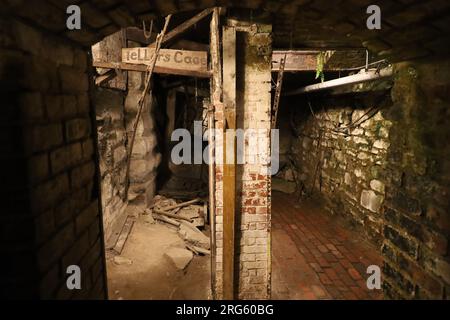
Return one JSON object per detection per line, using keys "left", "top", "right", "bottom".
{"left": 75, "top": 201, "right": 99, "bottom": 235}
{"left": 70, "top": 162, "right": 95, "bottom": 189}
{"left": 65, "top": 118, "right": 91, "bottom": 142}
{"left": 384, "top": 225, "right": 419, "bottom": 258}
{"left": 360, "top": 190, "right": 384, "bottom": 213}
{"left": 26, "top": 124, "right": 63, "bottom": 153}
{"left": 373, "top": 139, "right": 390, "bottom": 150}
{"left": 59, "top": 65, "right": 89, "bottom": 93}
{"left": 113, "top": 146, "right": 127, "bottom": 164}
{"left": 31, "top": 173, "right": 69, "bottom": 214}
{"left": 164, "top": 247, "right": 193, "bottom": 270}
{"left": 370, "top": 179, "right": 385, "bottom": 193}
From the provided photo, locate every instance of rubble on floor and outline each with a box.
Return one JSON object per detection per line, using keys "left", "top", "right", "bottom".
{"left": 164, "top": 247, "right": 194, "bottom": 270}
{"left": 272, "top": 177, "right": 297, "bottom": 194}
{"left": 147, "top": 194, "right": 211, "bottom": 256}
{"left": 113, "top": 256, "right": 133, "bottom": 265}
{"left": 272, "top": 162, "right": 298, "bottom": 194}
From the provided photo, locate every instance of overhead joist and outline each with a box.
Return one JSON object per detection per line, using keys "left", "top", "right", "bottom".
{"left": 272, "top": 49, "right": 367, "bottom": 72}
{"left": 284, "top": 66, "right": 393, "bottom": 96}
{"left": 92, "top": 61, "right": 211, "bottom": 78}
{"left": 208, "top": 7, "right": 222, "bottom": 300}
{"left": 148, "top": 8, "right": 214, "bottom": 48}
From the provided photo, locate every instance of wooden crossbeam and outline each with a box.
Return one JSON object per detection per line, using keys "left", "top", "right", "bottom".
{"left": 92, "top": 61, "right": 211, "bottom": 78}
{"left": 209, "top": 7, "right": 221, "bottom": 300}
{"left": 272, "top": 49, "right": 366, "bottom": 71}
{"left": 95, "top": 69, "right": 116, "bottom": 86}
{"left": 149, "top": 8, "right": 214, "bottom": 48}
{"left": 271, "top": 54, "right": 286, "bottom": 129}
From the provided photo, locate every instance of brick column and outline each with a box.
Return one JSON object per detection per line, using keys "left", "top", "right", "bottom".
{"left": 214, "top": 17, "right": 272, "bottom": 300}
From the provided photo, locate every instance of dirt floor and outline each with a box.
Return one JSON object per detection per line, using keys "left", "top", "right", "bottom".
{"left": 106, "top": 217, "right": 211, "bottom": 300}
{"left": 271, "top": 191, "right": 383, "bottom": 300}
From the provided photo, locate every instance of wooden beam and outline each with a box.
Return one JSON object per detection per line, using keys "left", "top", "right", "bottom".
{"left": 210, "top": 9, "right": 222, "bottom": 105}
{"left": 271, "top": 54, "right": 286, "bottom": 129}
{"left": 92, "top": 61, "right": 212, "bottom": 78}
{"left": 272, "top": 49, "right": 366, "bottom": 71}
{"left": 122, "top": 48, "right": 208, "bottom": 74}
{"left": 166, "top": 89, "right": 176, "bottom": 142}
{"left": 222, "top": 25, "right": 236, "bottom": 301}
{"left": 95, "top": 69, "right": 116, "bottom": 86}
{"left": 209, "top": 7, "right": 221, "bottom": 300}
{"left": 149, "top": 8, "right": 214, "bottom": 47}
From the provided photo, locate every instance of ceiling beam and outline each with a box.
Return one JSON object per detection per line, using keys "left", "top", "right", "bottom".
{"left": 148, "top": 8, "right": 214, "bottom": 47}
{"left": 272, "top": 49, "right": 367, "bottom": 72}
{"left": 92, "top": 61, "right": 211, "bottom": 78}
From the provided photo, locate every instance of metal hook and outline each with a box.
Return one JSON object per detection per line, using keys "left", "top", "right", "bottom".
{"left": 142, "top": 20, "right": 153, "bottom": 40}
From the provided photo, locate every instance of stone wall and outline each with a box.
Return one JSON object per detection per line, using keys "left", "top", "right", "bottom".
{"left": 0, "top": 17, "right": 106, "bottom": 299}
{"left": 94, "top": 88, "right": 127, "bottom": 239}
{"left": 291, "top": 98, "right": 392, "bottom": 246}
{"left": 289, "top": 59, "right": 450, "bottom": 299}
{"left": 214, "top": 19, "right": 272, "bottom": 299}
{"left": 92, "top": 34, "right": 160, "bottom": 234}
{"left": 124, "top": 60, "right": 161, "bottom": 206}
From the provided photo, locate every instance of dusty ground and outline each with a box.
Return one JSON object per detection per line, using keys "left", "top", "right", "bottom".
{"left": 106, "top": 217, "right": 211, "bottom": 300}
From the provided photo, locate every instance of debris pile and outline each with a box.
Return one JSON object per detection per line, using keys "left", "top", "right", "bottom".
{"left": 146, "top": 195, "right": 211, "bottom": 257}
{"left": 273, "top": 162, "right": 297, "bottom": 194}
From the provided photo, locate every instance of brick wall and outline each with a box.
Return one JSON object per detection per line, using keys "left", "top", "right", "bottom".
{"left": 0, "top": 17, "right": 107, "bottom": 299}
{"left": 289, "top": 59, "right": 450, "bottom": 299}
{"left": 214, "top": 19, "right": 272, "bottom": 299}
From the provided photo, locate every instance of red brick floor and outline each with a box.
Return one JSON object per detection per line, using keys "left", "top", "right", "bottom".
{"left": 271, "top": 191, "right": 383, "bottom": 300}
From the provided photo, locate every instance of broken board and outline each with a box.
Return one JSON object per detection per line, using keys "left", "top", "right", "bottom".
{"left": 122, "top": 48, "right": 208, "bottom": 73}
{"left": 113, "top": 216, "right": 135, "bottom": 255}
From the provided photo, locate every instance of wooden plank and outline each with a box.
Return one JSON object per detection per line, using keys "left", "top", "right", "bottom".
{"left": 113, "top": 216, "right": 134, "bottom": 254}
{"left": 95, "top": 69, "right": 116, "bottom": 86}
{"left": 272, "top": 50, "right": 317, "bottom": 71}
{"left": 92, "top": 61, "right": 211, "bottom": 78}
{"left": 210, "top": 8, "right": 222, "bottom": 105}
{"left": 91, "top": 30, "right": 127, "bottom": 90}
{"left": 122, "top": 47, "right": 208, "bottom": 73}
{"left": 149, "top": 8, "right": 214, "bottom": 47}
{"left": 271, "top": 54, "right": 286, "bottom": 129}
{"left": 166, "top": 89, "right": 176, "bottom": 142}
{"left": 209, "top": 7, "right": 221, "bottom": 300}
{"left": 222, "top": 25, "right": 236, "bottom": 301}
{"left": 272, "top": 49, "right": 366, "bottom": 71}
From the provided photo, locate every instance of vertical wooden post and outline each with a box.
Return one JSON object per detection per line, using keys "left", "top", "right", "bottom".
{"left": 222, "top": 25, "right": 236, "bottom": 300}
{"left": 165, "top": 89, "right": 176, "bottom": 141}
{"left": 209, "top": 7, "right": 222, "bottom": 300}
{"left": 210, "top": 8, "right": 222, "bottom": 105}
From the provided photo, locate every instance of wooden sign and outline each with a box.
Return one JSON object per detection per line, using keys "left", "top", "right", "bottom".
{"left": 272, "top": 50, "right": 318, "bottom": 71}
{"left": 122, "top": 47, "right": 208, "bottom": 73}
